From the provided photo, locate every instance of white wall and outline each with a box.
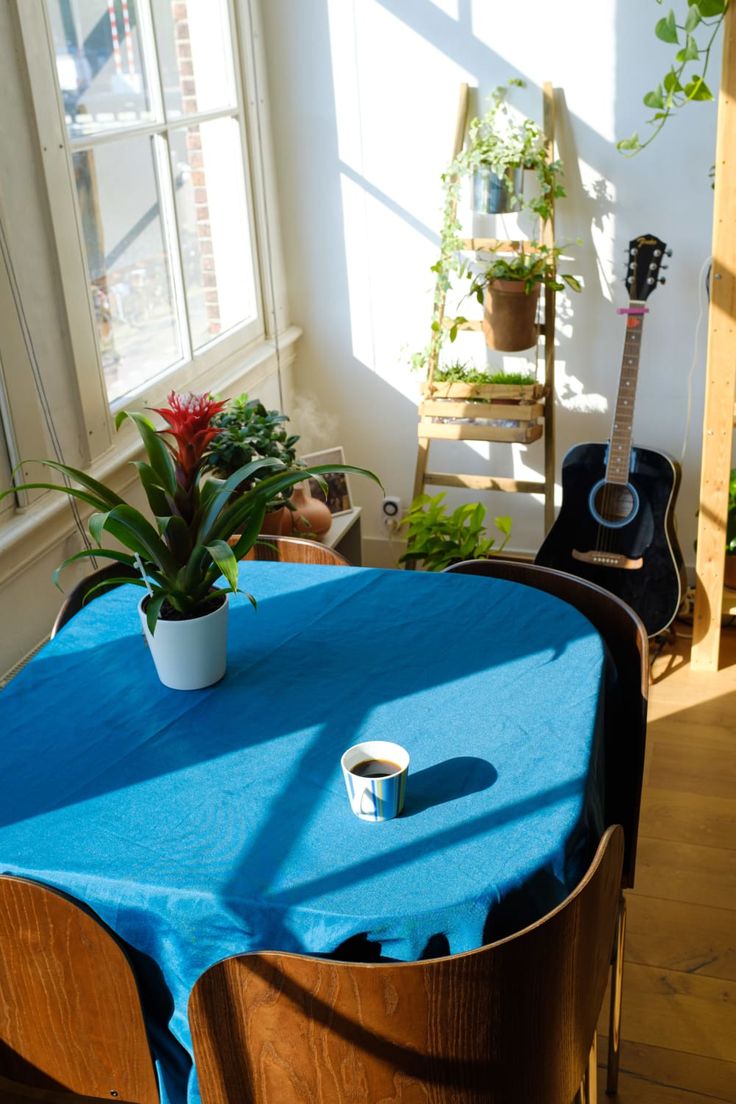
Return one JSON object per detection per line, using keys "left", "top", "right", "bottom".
{"left": 261, "top": 0, "right": 727, "bottom": 567}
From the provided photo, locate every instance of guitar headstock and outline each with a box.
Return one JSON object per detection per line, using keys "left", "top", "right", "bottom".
{"left": 625, "top": 234, "right": 671, "bottom": 301}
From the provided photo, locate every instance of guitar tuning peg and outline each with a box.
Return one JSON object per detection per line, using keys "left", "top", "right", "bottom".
{"left": 659, "top": 276, "right": 667, "bottom": 285}
{"left": 665, "top": 248, "right": 673, "bottom": 257}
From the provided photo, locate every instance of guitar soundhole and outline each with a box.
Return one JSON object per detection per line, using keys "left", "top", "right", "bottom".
{"left": 589, "top": 479, "right": 639, "bottom": 529}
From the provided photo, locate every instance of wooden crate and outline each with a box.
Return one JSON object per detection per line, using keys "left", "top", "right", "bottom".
{"left": 419, "top": 381, "right": 546, "bottom": 444}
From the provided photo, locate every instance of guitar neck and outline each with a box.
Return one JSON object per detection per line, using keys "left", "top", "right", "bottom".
{"left": 606, "top": 300, "right": 646, "bottom": 484}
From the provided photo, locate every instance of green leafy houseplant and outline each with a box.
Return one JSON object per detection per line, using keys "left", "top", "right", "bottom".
{"left": 204, "top": 394, "right": 301, "bottom": 509}
{"left": 433, "top": 361, "right": 536, "bottom": 386}
{"left": 412, "top": 79, "right": 568, "bottom": 374}
{"left": 1, "top": 391, "right": 379, "bottom": 634}
{"left": 467, "top": 243, "right": 583, "bottom": 299}
{"left": 399, "top": 493, "right": 512, "bottom": 571}
{"left": 618, "top": 0, "right": 728, "bottom": 156}
{"left": 456, "top": 80, "right": 566, "bottom": 222}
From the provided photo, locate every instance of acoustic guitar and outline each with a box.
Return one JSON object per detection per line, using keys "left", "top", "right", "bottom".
{"left": 535, "top": 233, "right": 686, "bottom": 637}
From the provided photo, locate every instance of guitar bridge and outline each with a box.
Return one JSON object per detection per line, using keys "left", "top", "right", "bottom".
{"left": 572, "top": 549, "right": 644, "bottom": 570}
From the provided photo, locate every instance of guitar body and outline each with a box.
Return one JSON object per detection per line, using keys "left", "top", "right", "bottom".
{"left": 536, "top": 442, "right": 686, "bottom": 636}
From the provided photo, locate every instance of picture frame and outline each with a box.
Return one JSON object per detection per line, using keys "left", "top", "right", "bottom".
{"left": 301, "top": 447, "right": 353, "bottom": 516}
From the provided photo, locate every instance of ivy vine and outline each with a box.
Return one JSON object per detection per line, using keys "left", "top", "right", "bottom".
{"left": 618, "top": 0, "right": 728, "bottom": 155}
{"left": 412, "top": 80, "right": 567, "bottom": 373}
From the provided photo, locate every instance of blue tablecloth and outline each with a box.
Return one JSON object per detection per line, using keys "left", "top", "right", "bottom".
{"left": 0, "top": 563, "right": 605, "bottom": 1103}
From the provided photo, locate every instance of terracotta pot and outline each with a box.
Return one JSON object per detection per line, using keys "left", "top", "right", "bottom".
{"left": 482, "top": 279, "right": 540, "bottom": 352}
{"left": 289, "top": 482, "right": 332, "bottom": 538}
{"left": 260, "top": 505, "right": 293, "bottom": 536}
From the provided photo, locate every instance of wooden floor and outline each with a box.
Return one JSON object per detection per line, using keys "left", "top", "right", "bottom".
{"left": 597, "top": 623, "right": 736, "bottom": 1103}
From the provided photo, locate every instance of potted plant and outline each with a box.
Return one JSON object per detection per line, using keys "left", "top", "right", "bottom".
{"left": 457, "top": 79, "right": 565, "bottom": 217}
{"left": 413, "top": 81, "right": 570, "bottom": 374}
{"left": 204, "top": 393, "right": 301, "bottom": 534}
{"left": 2, "top": 391, "right": 379, "bottom": 691}
{"left": 399, "top": 492, "right": 512, "bottom": 571}
{"left": 466, "top": 242, "right": 582, "bottom": 352}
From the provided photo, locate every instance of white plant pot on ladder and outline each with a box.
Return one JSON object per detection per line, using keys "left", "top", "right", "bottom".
{"left": 139, "top": 594, "right": 229, "bottom": 690}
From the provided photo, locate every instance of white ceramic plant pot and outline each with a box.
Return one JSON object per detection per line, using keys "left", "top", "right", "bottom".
{"left": 139, "top": 594, "right": 228, "bottom": 690}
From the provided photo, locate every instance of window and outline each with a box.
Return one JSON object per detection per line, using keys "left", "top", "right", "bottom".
{"left": 46, "top": 0, "right": 261, "bottom": 405}
{"left": 0, "top": 408, "right": 12, "bottom": 523}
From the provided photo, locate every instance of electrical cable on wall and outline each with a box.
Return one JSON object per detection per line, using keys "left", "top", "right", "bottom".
{"left": 0, "top": 212, "right": 94, "bottom": 559}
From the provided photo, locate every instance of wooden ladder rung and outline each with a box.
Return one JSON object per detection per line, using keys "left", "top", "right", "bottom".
{"left": 425, "top": 472, "right": 547, "bottom": 493}
{"left": 443, "top": 319, "right": 550, "bottom": 338}
{"left": 420, "top": 400, "right": 544, "bottom": 420}
{"left": 460, "top": 238, "right": 539, "bottom": 253}
{"left": 420, "top": 422, "right": 543, "bottom": 444}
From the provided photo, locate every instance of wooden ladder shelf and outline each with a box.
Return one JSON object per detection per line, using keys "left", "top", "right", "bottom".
{"left": 412, "top": 82, "right": 558, "bottom": 534}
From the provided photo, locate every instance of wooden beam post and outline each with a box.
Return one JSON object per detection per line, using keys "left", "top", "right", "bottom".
{"left": 691, "top": 2, "right": 736, "bottom": 670}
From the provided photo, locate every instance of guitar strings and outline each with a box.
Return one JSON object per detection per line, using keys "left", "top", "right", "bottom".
{"left": 597, "top": 304, "right": 643, "bottom": 556}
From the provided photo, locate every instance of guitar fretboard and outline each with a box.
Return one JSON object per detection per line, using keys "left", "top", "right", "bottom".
{"left": 606, "top": 301, "right": 646, "bottom": 484}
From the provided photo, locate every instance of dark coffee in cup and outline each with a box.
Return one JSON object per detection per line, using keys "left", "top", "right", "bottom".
{"left": 350, "top": 758, "right": 402, "bottom": 778}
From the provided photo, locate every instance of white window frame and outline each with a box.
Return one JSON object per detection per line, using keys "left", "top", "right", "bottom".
{"left": 14, "top": 0, "right": 282, "bottom": 465}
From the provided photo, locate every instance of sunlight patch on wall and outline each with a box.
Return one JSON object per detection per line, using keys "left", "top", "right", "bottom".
{"left": 339, "top": 171, "right": 432, "bottom": 401}
{"left": 427, "top": 0, "right": 459, "bottom": 17}
{"left": 509, "top": 444, "right": 560, "bottom": 506}
{"left": 327, "top": 0, "right": 471, "bottom": 227}
{"left": 469, "top": 0, "right": 616, "bottom": 142}
{"left": 327, "top": 0, "right": 475, "bottom": 399}
{"left": 557, "top": 369, "right": 609, "bottom": 414}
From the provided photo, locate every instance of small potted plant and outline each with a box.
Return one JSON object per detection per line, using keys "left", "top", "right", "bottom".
{"left": 413, "top": 79, "right": 571, "bottom": 376}
{"left": 466, "top": 242, "right": 582, "bottom": 352}
{"left": 457, "top": 79, "right": 565, "bottom": 217}
{"left": 399, "top": 492, "right": 512, "bottom": 571}
{"left": 2, "top": 391, "right": 379, "bottom": 691}
{"left": 204, "top": 393, "right": 301, "bottom": 534}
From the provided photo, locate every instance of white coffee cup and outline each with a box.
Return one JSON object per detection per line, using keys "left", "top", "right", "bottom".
{"left": 341, "top": 741, "right": 410, "bottom": 822}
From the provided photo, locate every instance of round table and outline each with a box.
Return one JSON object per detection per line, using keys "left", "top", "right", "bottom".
{"left": 0, "top": 562, "right": 606, "bottom": 1104}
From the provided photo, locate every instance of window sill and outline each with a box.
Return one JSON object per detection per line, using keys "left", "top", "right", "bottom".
{"left": 0, "top": 325, "right": 301, "bottom": 588}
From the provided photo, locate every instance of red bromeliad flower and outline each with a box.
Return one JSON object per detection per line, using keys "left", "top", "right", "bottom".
{"left": 151, "top": 391, "right": 227, "bottom": 489}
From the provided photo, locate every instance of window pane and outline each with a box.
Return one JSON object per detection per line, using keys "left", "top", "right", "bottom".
{"left": 170, "top": 119, "right": 257, "bottom": 350}
{"left": 49, "top": 0, "right": 153, "bottom": 138}
{"left": 74, "top": 135, "right": 183, "bottom": 403}
{"left": 153, "top": 0, "right": 236, "bottom": 120}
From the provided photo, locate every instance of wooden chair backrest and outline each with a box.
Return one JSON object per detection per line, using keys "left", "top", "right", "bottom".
{"left": 0, "top": 876, "right": 159, "bottom": 1104}
{"left": 243, "top": 535, "right": 349, "bottom": 567}
{"left": 190, "top": 826, "right": 624, "bottom": 1104}
{"left": 51, "top": 563, "right": 139, "bottom": 639}
{"left": 444, "top": 558, "right": 648, "bottom": 887}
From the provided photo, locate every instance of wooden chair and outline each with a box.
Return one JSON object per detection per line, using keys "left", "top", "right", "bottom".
{"left": 444, "top": 557, "right": 649, "bottom": 1093}
{"left": 243, "top": 535, "right": 349, "bottom": 566}
{"left": 0, "top": 875, "right": 159, "bottom": 1104}
{"left": 189, "top": 826, "right": 624, "bottom": 1104}
{"left": 51, "top": 563, "right": 139, "bottom": 639}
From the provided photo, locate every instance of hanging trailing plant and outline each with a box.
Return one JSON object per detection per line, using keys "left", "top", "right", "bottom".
{"left": 617, "top": 0, "right": 728, "bottom": 155}
{"left": 412, "top": 79, "right": 567, "bottom": 373}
